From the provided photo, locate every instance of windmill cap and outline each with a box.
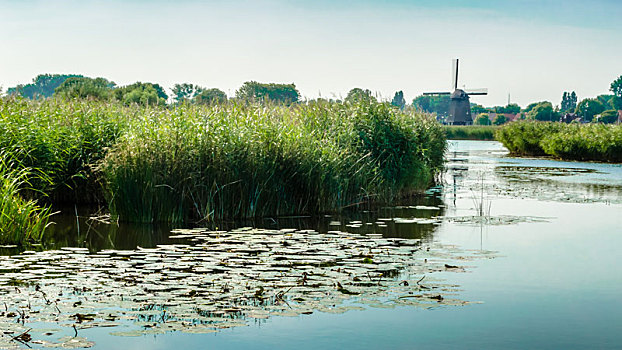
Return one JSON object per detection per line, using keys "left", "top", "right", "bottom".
{"left": 451, "top": 89, "right": 468, "bottom": 99}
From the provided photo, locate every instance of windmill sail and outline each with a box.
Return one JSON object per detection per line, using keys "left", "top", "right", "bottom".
{"left": 464, "top": 88, "right": 488, "bottom": 95}
{"left": 452, "top": 58, "right": 459, "bottom": 90}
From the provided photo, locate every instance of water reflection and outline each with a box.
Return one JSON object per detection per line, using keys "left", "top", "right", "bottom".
{"left": 1, "top": 196, "right": 445, "bottom": 255}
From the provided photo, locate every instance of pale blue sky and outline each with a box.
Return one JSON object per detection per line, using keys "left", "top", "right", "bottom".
{"left": 1, "top": 0, "right": 621, "bottom": 107}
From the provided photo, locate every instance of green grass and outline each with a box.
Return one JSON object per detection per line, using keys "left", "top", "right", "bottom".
{"left": 101, "top": 101, "right": 446, "bottom": 223}
{"left": 444, "top": 125, "right": 498, "bottom": 140}
{"left": 0, "top": 153, "right": 52, "bottom": 245}
{"left": 496, "top": 121, "right": 622, "bottom": 162}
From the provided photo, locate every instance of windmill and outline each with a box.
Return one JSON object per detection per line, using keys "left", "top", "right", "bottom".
{"left": 424, "top": 59, "right": 488, "bottom": 125}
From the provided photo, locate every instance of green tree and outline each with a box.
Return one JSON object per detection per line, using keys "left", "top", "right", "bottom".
{"left": 527, "top": 101, "right": 559, "bottom": 121}
{"left": 54, "top": 77, "right": 115, "bottom": 100}
{"left": 195, "top": 88, "right": 227, "bottom": 105}
{"left": 7, "top": 74, "right": 83, "bottom": 99}
{"left": 523, "top": 101, "right": 545, "bottom": 113}
{"left": 470, "top": 104, "right": 489, "bottom": 115}
{"left": 413, "top": 95, "right": 450, "bottom": 116}
{"left": 172, "top": 83, "right": 203, "bottom": 103}
{"left": 236, "top": 81, "right": 299, "bottom": 105}
{"left": 495, "top": 104, "right": 520, "bottom": 114}
{"left": 575, "top": 98, "right": 605, "bottom": 122}
{"left": 344, "top": 88, "right": 376, "bottom": 104}
{"left": 114, "top": 82, "right": 167, "bottom": 106}
{"left": 610, "top": 75, "right": 622, "bottom": 98}
{"left": 609, "top": 96, "right": 622, "bottom": 110}
{"left": 594, "top": 110, "right": 619, "bottom": 124}
{"left": 474, "top": 113, "right": 491, "bottom": 125}
{"left": 561, "top": 91, "right": 577, "bottom": 113}
{"left": 493, "top": 114, "right": 508, "bottom": 125}
{"left": 391, "top": 91, "right": 406, "bottom": 109}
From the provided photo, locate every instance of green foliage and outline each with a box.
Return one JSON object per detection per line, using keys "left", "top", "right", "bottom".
{"left": 495, "top": 104, "right": 520, "bottom": 114}
{"left": 493, "top": 114, "right": 508, "bottom": 125}
{"left": 7, "top": 74, "right": 83, "bottom": 99}
{"left": 495, "top": 121, "right": 565, "bottom": 156}
{"left": 470, "top": 104, "right": 489, "bottom": 115}
{"left": 444, "top": 125, "right": 497, "bottom": 140}
{"left": 413, "top": 95, "right": 450, "bottom": 117}
{"left": 172, "top": 83, "right": 203, "bottom": 104}
{"left": 474, "top": 113, "right": 491, "bottom": 125}
{"left": 608, "top": 96, "right": 622, "bottom": 110}
{"left": 575, "top": 98, "right": 605, "bottom": 122}
{"left": 0, "top": 98, "right": 129, "bottom": 204}
{"left": 391, "top": 91, "right": 406, "bottom": 109}
{"left": 610, "top": 75, "right": 622, "bottom": 98}
{"left": 561, "top": 91, "right": 578, "bottom": 113}
{"left": 0, "top": 154, "right": 51, "bottom": 245}
{"left": 236, "top": 81, "right": 300, "bottom": 105}
{"left": 594, "top": 110, "right": 619, "bottom": 124}
{"left": 114, "top": 82, "right": 167, "bottom": 106}
{"left": 345, "top": 88, "right": 377, "bottom": 104}
{"left": 54, "top": 77, "right": 116, "bottom": 101}
{"left": 100, "top": 100, "right": 445, "bottom": 223}
{"left": 527, "top": 101, "right": 559, "bottom": 122}
{"left": 195, "top": 88, "right": 227, "bottom": 105}
{"left": 497, "top": 121, "right": 622, "bottom": 162}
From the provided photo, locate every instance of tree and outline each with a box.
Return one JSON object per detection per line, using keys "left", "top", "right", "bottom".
{"left": 54, "top": 77, "right": 115, "bottom": 100}
{"left": 594, "top": 110, "right": 618, "bottom": 124}
{"left": 523, "top": 101, "right": 546, "bottom": 113}
{"left": 413, "top": 95, "right": 450, "bottom": 116}
{"left": 575, "top": 98, "right": 605, "bottom": 122}
{"left": 493, "top": 114, "right": 508, "bottom": 125}
{"left": 471, "top": 104, "right": 489, "bottom": 115}
{"left": 195, "top": 88, "right": 227, "bottom": 105}
{"left": 172, "top": 83, "right": 203, "bottom": 103}
{"left": 344, "top": 88, "right": 376, "bottom": 104}
{"left": 236, "top": 81, "right": 300, "bottom": 105}
{"left": 391, "top": 91, "right": 406, "bottom": 109}
{"left": 495, "top": 103, "right": 520, "bottom": 114}
{"left": 7, "top": 74, "right": 83, "bottom": 99}
{"left": 114, "top": 82, "right": 167, "bottom": 106}
{"left": 561, "top": 91, "right": 577, "bottom": 113}
{"left": 610, "top": 75, "right": 622, "bottom": 98}
{"left": 527, "top": 101, "right": 559, "bottom": 121}
{"left": 474, "top": 113, "right": 491, "bottom": 125}
{"left": 609, "top": 96, "right": 622, "bottom": 110}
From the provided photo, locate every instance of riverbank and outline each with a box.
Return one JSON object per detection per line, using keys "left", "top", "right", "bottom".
{"left": 444, "top": 125, "right": 497, "bottom": 140}
{"left": 495, "top": 121, "right": 622, "bottom": 162}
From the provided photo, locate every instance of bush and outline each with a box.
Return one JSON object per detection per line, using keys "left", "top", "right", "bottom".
{"left": 444, "top": 125, "right": 497, "bottom": 140}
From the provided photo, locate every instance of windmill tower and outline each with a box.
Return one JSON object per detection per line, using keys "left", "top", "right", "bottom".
{"left": 424, "top": 59, "right": 488, "bottom": 125}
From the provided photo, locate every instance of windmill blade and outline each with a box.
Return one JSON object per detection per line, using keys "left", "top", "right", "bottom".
{"left": 451, "top": 58, "right": 459, "bottom": 90}
{"left": 464, "top": 88, "right": 488, "bottom": 95}
{"left": 423, "top": 92, "right": 451, "bottom": 96}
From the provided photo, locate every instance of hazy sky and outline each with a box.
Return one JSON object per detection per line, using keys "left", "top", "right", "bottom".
{"left": 1, "top": 0, "right": 621, "bottom": 107}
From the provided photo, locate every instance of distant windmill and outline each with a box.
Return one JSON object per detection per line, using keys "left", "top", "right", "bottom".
{"left": 424, "top": 59, "right": 488, "bottom": 125}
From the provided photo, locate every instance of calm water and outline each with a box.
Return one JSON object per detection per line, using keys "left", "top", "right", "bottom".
{"left": 4, "top": 140, "right": 622, "bottom": 349}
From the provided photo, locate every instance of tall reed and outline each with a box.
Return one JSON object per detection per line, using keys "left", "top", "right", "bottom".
{"left": 496, "top": 121, "right": 622, "bottom": 162}
{"left": 101, "top": 101, "right": 446, "bottom": 223}
{"left": 0, "top": 153, "right": 52, "bottom": 245}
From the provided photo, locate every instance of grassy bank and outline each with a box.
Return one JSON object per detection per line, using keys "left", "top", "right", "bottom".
{"left": 496, "top": 121, "right": 622, "bottom": 162}
{"left": 444, "top": 125, "right": 498, "bottom": 140}
{"left": 0, "top": 154, "right": 52, "bottom": 245}
{"left": 1, "top": 98, "right": 446, "bottom": 224}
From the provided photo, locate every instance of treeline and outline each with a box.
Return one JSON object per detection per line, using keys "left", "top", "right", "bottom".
{"left": 5, "top": 74, "right": 302, "bottom": 106}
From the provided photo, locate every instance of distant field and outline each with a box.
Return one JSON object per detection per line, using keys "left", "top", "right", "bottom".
{"left": 443, "top": 125, "right": 498, "bottom": 140}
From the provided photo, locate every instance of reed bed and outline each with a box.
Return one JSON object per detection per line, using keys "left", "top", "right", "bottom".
{"left": 0, "top": 98, "right": 130, "bottom": 204}
{"left": 101, "top": 101, "right": 446, "bottom": 223}
{"left": 0, "top": 153, "right": 52, "bottom": 245}
{"left": 444, "top": 125, "right": 498, "bottom": 140}
{"left": 496, "top": 121, "right": 622, "bottom": 162}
